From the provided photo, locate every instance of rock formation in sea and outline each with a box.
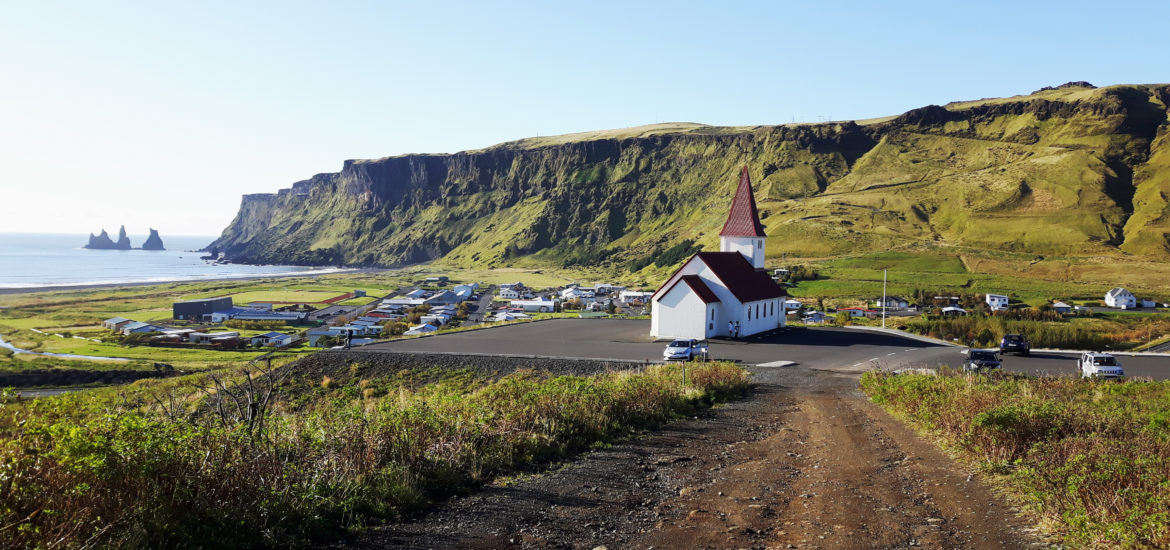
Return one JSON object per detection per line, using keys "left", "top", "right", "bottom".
{"left": 84, "top": 225, "right": 160, "bottom": 250}
{"left": 141, "top": 228, "right": 166, "bottom": 251}
{"left": 84, "top": 228, "right": 130, "bottom": 250}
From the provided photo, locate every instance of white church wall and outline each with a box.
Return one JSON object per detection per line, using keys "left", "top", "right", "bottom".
{"left": 651, "top": 283, "right": 709, "bottom": 339}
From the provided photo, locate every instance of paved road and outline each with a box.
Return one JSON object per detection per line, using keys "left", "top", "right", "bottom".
{"left": 357, "top": 319, "right": 1170, "bottom": 379}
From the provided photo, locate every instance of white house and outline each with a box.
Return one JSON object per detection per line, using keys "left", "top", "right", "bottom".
{"left": 651, "top": 167, "right": 787, "bottom": 340}
{"left": 510, "top": 299, "right": 555, "bottom": 313}
{"left": 985, "top": 294, "right": 1010, "bottom": 311}
{"left": 783, "top": 298, "right": 804, "bottom": 311}
{"left": 1105, "top": 287, "right": 1137, "bottom": 309}
{"left": 874, "top": 296, "right": 909, "bottom": 310}
{"left": 619, "top": 291, "right": 652, "bottom": 304}
{"left": 941, "top": 306, "right": 967, "bottom": 316}
{"left": 250, "top": 332, "right": 294, "bottom": 347}
{"left": 189, "top": 331, "right": 240, "bottom": 344}
{"left": 499, "top": 287, "right": 521, "bottom": 299}
{"left": 1052, "top": 301, "right": 1073, "bottom": 314}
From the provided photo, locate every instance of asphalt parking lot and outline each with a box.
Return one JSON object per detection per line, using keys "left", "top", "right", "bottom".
{"left": 355, "top": 319, "right": 1170, "bottom": 380}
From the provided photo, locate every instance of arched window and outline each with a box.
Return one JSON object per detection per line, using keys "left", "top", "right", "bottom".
{"left": 757, "top": 240, "right": 762, "bottom": 249}
{"left": 711, "top": 308, "right": 715, "bottom": 320}
{"left": 747, "top": 306, "right": 752, "bottom": 320}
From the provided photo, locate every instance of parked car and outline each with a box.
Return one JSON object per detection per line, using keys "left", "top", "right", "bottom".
{"left": 1079, "top": 352, "right": 1124, "bottom": 380}
{"left": 962, "top": 349, "right": 1002, "bottom": 372}
{"left": 663, "top": 339, "right": 708, "bottom": 361}
{"left": 999, "top": 333, "right": 1030, "bottom": 355}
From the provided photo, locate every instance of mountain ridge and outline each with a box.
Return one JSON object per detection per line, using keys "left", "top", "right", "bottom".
{"left": 207, "top": 82, "right": 1170, "bottom": 272}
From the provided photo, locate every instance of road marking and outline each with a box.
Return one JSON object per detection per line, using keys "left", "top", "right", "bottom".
{"left": 887, "top": 352, "right": 897, "bottom": 356}
{"left": 852, "top": 362, "right": 863, "bottom": 367}
{"left": 905, "top": 348, "right": 918, "bottom": 352}
{"left": 869, "top": 357, "right": 879, "bottom": 362}
{"left": 757, "top": 360, "right": 797, "bottom": 368}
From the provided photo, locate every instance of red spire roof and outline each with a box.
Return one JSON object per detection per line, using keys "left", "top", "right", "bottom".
{"left": 719, "top": 166, "right": 766, "bottom": 238}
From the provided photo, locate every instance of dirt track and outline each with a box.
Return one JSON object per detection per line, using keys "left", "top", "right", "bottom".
{"left": 330, "top": 366, "right": 1044, "bottom": 550}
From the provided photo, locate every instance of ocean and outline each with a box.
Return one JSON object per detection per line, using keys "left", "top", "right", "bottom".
{"left": 0, "top": 233, "right": 348, "bottom": 289}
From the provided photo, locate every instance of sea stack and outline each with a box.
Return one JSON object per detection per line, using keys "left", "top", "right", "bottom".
{"left": 85, "top": 228, "right": 125, "bottom": 249}
{"left": 115, "top": 225, "right": 132, "bottom": 249}
{"left": 141, "top": 228, "right": 166, "bottom": 251}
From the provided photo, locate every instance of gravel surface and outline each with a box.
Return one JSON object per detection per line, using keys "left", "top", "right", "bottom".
{"left": 321, "top": 365, "right": 1047, "bottom": 550}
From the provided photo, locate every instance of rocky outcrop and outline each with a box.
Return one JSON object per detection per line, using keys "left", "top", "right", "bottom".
{"left": 84, "top": 226, "right": 167, "bottom": 250}
{"left": 84, "top": 226, "right": 132, "bottom": 250}
{"left": 141, "top": 228, "right": 165, "bottom": 251}
{"left": 206, "top": 84, "right": 1170, "bottom": 267}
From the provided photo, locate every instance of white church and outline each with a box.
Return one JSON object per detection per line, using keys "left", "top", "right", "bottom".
{"left": 650, "top": 166, "right": 788, "bottom": 340}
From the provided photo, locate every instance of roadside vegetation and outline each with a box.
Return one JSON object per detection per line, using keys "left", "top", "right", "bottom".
{"left": 861, "top": 370, "right": 1170, "bottom": 549}
{"left": 0, "top": 360, "right": 749, "bottom": 549}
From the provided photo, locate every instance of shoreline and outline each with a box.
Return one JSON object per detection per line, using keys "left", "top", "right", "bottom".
{"left": 0, "top": 267, "right": 387, "bottom": 296}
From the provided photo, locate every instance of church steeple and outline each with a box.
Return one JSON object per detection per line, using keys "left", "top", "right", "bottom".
{"left": 719, "top": 166, "right": 766, "bottom": 269}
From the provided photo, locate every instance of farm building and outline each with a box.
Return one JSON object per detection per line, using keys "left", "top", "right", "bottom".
{"left": 173, "top": 297, "right": 234, "bottom": 321}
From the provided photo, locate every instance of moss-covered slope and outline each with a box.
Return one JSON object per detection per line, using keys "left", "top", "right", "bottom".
{"left": 207, "top": 83, "right": 1170, "bottom": 270}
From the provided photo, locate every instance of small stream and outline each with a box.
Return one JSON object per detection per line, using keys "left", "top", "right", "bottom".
{"left": 0, "top": 333, "right": 130, "bottom": 361}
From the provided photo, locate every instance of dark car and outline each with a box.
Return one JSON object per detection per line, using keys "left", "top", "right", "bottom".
{"left": 999, "top": 333, "right": 1030, "bottom": 356}
{"left": 963, "top": 349, "right": 1002, "bottom": 372}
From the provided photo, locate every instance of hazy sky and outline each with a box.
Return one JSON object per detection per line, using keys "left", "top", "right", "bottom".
{"left": 2, "top": 1, "right": 1167, "bottom": 237}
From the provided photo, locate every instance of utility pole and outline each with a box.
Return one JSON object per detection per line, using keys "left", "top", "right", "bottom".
{"left": 882, "top": 269, "right": 888, "bottom": 329}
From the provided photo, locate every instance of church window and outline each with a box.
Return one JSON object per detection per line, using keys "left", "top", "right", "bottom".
{"left": 711, "top": 309, "right": 715, "bottom": 320}
{"left": 747, "top": 306, "right": 751, "bottom": 320}
{"left": 757, "top": 240, "right": 762, "bottom": 249}
{"left": 756, "top": 303, "right": 760, "bottom": 317}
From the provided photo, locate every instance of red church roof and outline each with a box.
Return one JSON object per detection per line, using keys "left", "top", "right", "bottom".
{"left": 662, "top": 274, "right": 721, "bottom": 304}
{"left": 694, "top": 252, "right": 786, "bottom": 302}
{"left": 719, "top": 166, "right": 767, "bottom": 238}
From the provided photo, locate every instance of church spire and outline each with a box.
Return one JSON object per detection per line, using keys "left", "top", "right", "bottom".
{"left": 719, "top": 166, "right": 766, "bottom": 237}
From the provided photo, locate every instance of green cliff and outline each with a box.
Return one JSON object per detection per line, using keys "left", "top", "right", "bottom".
{"left": 207, "top": 82, "right": 1170, "bottom": 271}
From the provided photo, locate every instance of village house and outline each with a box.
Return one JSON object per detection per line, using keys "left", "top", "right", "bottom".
{"left": 874, "top": 296, "right": 909, "bottom": 310}
{"left": 985, "top": 294, "right": 1010, "bottom": 311}
{"left": 838, "top": 307, "right": 875, "bottom": 318}
{"left": 802, "top": 311, "right": 828, "bottom": 324}
{"left": 102, "top": 317, "right": 133, "bottom": 331}
{"left": 784, "top": 298, "right": 804, "bottom": 311}
{"left": 1105, "top": 287, "right": 1137, "bottom": 309}
{"left": 172, "top": 297, "right": 234, "bottom": 321}
{"left": 942, "top": 306, "right": 968, "bottom": 316}
{"left": 619, "top": 290, "right": 652, "bottom": 304}
{"left": 1052, "top": 301, "right": 1073, "bottom": 314}
{"left": 249, "top": 332, "right": 294, "bottom": 347}
{"left": 510, "top": 299, "right": 556, "bottom": 313}
{"left": 122, "top": 321, "right": 167, "bottom": 335}
{"left": 650, "top": 167, "right": 788, "bottom": 340}
{"left": 307, "top": 327, "right": 346, "bottom": 347}
{"left": 189, "top": 331, "right": 240, "bottom": 345}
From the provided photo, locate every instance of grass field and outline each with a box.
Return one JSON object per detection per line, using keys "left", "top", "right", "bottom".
{"left": 862, "top": 370, "right": 1170, "bottom": 548}
{"left": 207, "top": 290, "right": 349, "bottom": 303}
{"left": 0, "top": 360, "right": 749, "bottom": 549}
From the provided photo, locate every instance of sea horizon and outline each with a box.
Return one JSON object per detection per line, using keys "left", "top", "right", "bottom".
{"left": 0, "top": 232, "right": 349, "bottom": 289}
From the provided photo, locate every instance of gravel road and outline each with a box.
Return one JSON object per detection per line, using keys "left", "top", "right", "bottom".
{"left": 322, "top": 321, "right": 1051, "bottom": 549}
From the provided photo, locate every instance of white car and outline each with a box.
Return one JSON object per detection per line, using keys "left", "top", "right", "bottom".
{"left": 1079, "top": 352, "right": 1124, "bottom": 380}
{"left": 663, "top": 339, "right": 708, "bottom": 361}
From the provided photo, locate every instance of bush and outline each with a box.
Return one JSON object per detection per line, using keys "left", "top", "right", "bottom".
{"left": 0, "top": 361, "right": 750, "bottom": 549}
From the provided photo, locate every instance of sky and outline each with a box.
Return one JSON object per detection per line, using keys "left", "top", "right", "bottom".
{"left": 2, "top": 1, "right": 1168, "bottom": 237}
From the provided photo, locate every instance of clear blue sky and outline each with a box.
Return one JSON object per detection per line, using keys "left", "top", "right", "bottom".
{"left": 2, "top": 1, "right": 1167, "bottom": 237}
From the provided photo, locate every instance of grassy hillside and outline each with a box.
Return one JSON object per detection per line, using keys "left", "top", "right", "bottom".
{"left": 207, "top": 83, "right": 1170, "bottom": 278}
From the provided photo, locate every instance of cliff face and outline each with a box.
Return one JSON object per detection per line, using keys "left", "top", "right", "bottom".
{"left": 208, "top": 83, "right": 1170, "bottom": 269}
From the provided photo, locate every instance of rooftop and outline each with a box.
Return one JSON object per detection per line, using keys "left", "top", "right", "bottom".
{"left": 719, "top": 166, "right": 766, "bottom": 238}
